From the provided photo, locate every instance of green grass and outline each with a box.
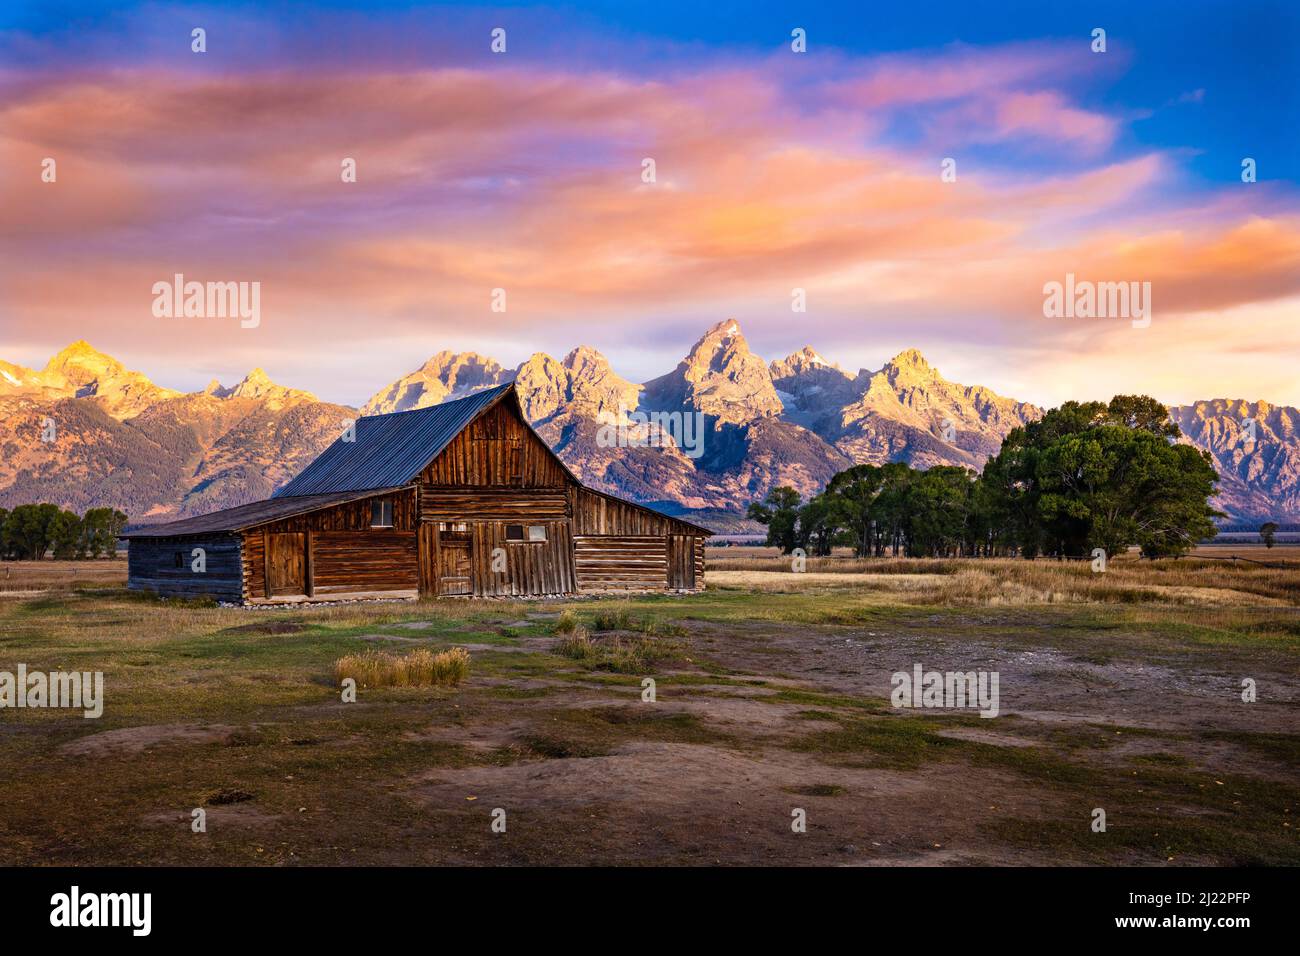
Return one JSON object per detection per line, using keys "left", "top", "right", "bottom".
{"left": 1, "top": 581, "right": 1296, "bottom": 866}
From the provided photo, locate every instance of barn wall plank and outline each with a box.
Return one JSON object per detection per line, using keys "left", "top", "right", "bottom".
{"left": 126, "top": 535, "right": 244, "bottom": 602}
{"left": 573, "top": 535, "right": 668, "bottom": 592}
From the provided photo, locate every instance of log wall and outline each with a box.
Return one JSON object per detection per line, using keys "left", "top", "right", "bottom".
{"left": 311, "top": 530, "right": 418, "bottom": 594}
{"left": 241, "top": 489, "right": 418, "bottom": 600}
{"left": 574, "top": 535, "right": 668, "bottom": 591}
{"left": 126, "top": 534, "right": 245, "bottom": 602}
{"left": 568, "top": 487, "right": 706, "bottom": 593}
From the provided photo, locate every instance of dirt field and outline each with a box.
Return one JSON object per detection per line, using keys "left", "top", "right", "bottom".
{"left": 0, "top": 553, "right": 1296, "bottom": 866}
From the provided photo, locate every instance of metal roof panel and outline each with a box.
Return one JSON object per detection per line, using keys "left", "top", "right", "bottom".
{"left": 273, "top": 383, "right": 513, "bottom": 497}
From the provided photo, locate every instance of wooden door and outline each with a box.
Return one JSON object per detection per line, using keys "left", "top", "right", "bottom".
{"left": 437, "top": 531, "right": 472, "bottom": 596}
{"left": 267, "top": 533, "right": 306, "bottom": 596}
{"left": 418, "top": 523, "right": 438, "bottom": 597}
{"left": 668, "top": 535, "right": 695, "bottom": 590}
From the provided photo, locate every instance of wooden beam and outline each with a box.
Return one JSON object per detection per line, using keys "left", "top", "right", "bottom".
{"left": 304, "top": 530, "right": 314, "bottom": 597}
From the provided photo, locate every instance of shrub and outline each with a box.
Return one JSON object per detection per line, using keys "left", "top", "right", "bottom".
{"left": 555, "top": 626, "right": 596, "bottom": 661}
{"left": 553, "top": 609, "right": 581, "bottom": 635}
{"left": 554, "top": 626, "right": 683, "bottom": 674}
{"left": 591, "top": 606, "right": 634, "bottom": 631}
{"left": 334, "top": 646, "right": 470, "bottom": 688}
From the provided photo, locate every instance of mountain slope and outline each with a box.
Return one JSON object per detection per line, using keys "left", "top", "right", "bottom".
{"left": 0, "top": 355, "right": 354, "bottom": 522}
{"left": 1, "top": 331, "right": 1296, "bottom": 527}
{"left": 828, "top": 349, "right": 1042, "bottom": 469}
{"left": 1169, "top": 400, "right": 1300, "bottom": 522}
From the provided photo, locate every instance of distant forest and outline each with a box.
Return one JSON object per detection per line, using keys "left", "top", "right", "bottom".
{"left": 0, "top": 504, "right": 127, "bottom": 560}
{"left": 749, "top": 396, "right": 1223, "bottom": 559}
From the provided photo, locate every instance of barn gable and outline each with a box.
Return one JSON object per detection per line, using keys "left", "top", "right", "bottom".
{"left": 419, "top": 392, "right": 571, "bottom": 489}
{"left": 274, "top": 383, "right": 577, "bottom": 498}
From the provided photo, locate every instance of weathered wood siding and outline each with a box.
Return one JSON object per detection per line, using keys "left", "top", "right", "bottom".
{"left": 311, "top": 531, "right": 417, "bottom": 595}
{"left": 468, "top": 520, "right": 575, "bottom": 596}
{"left": 419, "top": 487, "right": 568, "bottom": 521}
{"left": 241, "top": 489, "right": 417, "bottom": 599}
{"left": 253, "top": 490, "right": 415, "bottom": 533}
{"left": 415, "top": 401, "right": 574, "bottom": 596}
{"left": 568, "top": 487, "right": 706, "bottom": 592}
{"left": 668, "top": 534, "right": 698, "bottom": 590}
{"left": 569, "top": 486, "right": 693, "bottom": 536}
{"left": 419, "top": 400, "right": 567, "bottom": 488}
{"left": 574, "top": 535, "right": 667, "bottom": 591}
{"left": 127, "top": 534, "right": 244, "bottom": 602}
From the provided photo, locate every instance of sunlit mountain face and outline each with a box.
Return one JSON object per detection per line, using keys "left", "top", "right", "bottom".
{"left": 4, "top": 329, "right": 1297, "bottom": 528}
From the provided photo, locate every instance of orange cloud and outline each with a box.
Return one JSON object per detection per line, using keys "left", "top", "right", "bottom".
{"left": 0, "top": 48, "right": 1295, "bottom": 406}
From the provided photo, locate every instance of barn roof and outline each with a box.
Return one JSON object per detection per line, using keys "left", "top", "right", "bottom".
{"left": 122, "top": 381, "right": 712, "bottom": 539}
{"left": 121, "top": 487, "right": 406, "bottom": 538}
{"left": 273, "top": 382, "right": 570, "bottom": 497}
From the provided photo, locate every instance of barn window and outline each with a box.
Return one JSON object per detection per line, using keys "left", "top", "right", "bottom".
{"left": 504, "top": 524, "right": 525, "bottom": 541}
{"left": 370, "top": 499, "right": 393, "bottom": 528}
{"left": 173, "top": 551, "right": 185, "bottom": 568}
{"left": 527, "top": 525, "right": 547, "bottom": 542}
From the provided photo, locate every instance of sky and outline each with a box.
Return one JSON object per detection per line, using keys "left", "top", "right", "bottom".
{"left": 1, "top": 0, "right": 1297, "bottom": 408}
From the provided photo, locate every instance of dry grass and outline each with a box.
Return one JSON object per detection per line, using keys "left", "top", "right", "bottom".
{"left": 554, "top": 626, "right": 595, "bottom": 659}
{"left": 0, "top": 559, "right": 127, "bottom": 593}
{"left": 333, "top": 646, "right": 470, "bottom": 688}
{"left": 553, "top": 609, "right": 581, "bottom": 634}
{"left": 707, "top": 548, "right": 1300, "bottom": 607}
{"left": 552, "top": 624, "right": 684, "bottom": 673}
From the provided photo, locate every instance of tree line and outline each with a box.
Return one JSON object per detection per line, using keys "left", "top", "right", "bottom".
{"left": 0, "top": 504, "right": 128, "bottom": 560}
{"left": 748, "top": 395, "right": 1221, "bottom": 560}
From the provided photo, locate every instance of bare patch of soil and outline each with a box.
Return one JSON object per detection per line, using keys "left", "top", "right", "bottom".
{"left": 408, "top": 741, "right": 1059, "bottom": 865}
{"left": 60, "top": 724, "right": 240, "bottom": 756}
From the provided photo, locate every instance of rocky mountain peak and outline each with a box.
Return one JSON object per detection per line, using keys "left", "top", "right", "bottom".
{"left": 226, "top": 368, "right": 316, "bottom": 407}
{"left": 30, "top": 339, "right": 178, "bottom": 415}
{"left": 774, "top": 346, "right": 836, "bottom": 373}
{"left": 886, "top": 348, "right": 933, "bottom": 372}
{"left": 643, "top": 318, "right": 784, "bottom": 425}
{"left": 562, "top": 345, "right": 608, "bottom": 374}
{"left": 418, "top": 350, "right": 505, "bottom": 389}
{"left": 361, "top": 349, "right": 511, "bottom": 416}
{"left": 516, "top": 347, "right": 639, "bottom": 423}
{"left": 770, "top": 346, "right": 850, "bottom": 381}
{"left": 44, "top": 340, "right": 130, "bottom": 387}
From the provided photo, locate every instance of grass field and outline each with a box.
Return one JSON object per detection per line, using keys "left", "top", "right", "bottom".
{"left": 0, "top": 551, "right": 1296, "bottom": 866}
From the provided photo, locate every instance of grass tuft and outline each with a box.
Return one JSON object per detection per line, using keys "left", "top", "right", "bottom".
{"left": 333, "top": 646, "right": 470, "bottom": 688}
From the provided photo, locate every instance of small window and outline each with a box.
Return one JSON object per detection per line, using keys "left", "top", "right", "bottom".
{"left": 173, "top": 551, "right": 185, "bottom": 568}
{"left": 439, "top": 522, "right": 468, "bottom": 533}
{"left": 527, "top": 525, "right": 547, "bottom": 542}
{"left": 370, "top": 499, "right": 393, "bottom": 528}
{"left": 504, "top": 524, "right": 525, "bottom": 541}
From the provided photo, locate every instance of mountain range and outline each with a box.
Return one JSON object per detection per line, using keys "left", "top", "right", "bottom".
{"left": 1, "top": 322, "right": 1296, "bottom": 531}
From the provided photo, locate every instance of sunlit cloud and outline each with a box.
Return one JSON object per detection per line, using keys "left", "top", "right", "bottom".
{"left": 0, "top": 21, "right": 1295, "bottom": 406}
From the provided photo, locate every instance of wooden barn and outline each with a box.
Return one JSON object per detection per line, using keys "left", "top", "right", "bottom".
{"left": 122, "top": 383, "right": 710, "bottom": 604}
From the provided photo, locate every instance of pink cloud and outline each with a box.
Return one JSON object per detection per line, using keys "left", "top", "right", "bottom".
{"left": 0, "top": 45, "right": 1295, "bottom": 406}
